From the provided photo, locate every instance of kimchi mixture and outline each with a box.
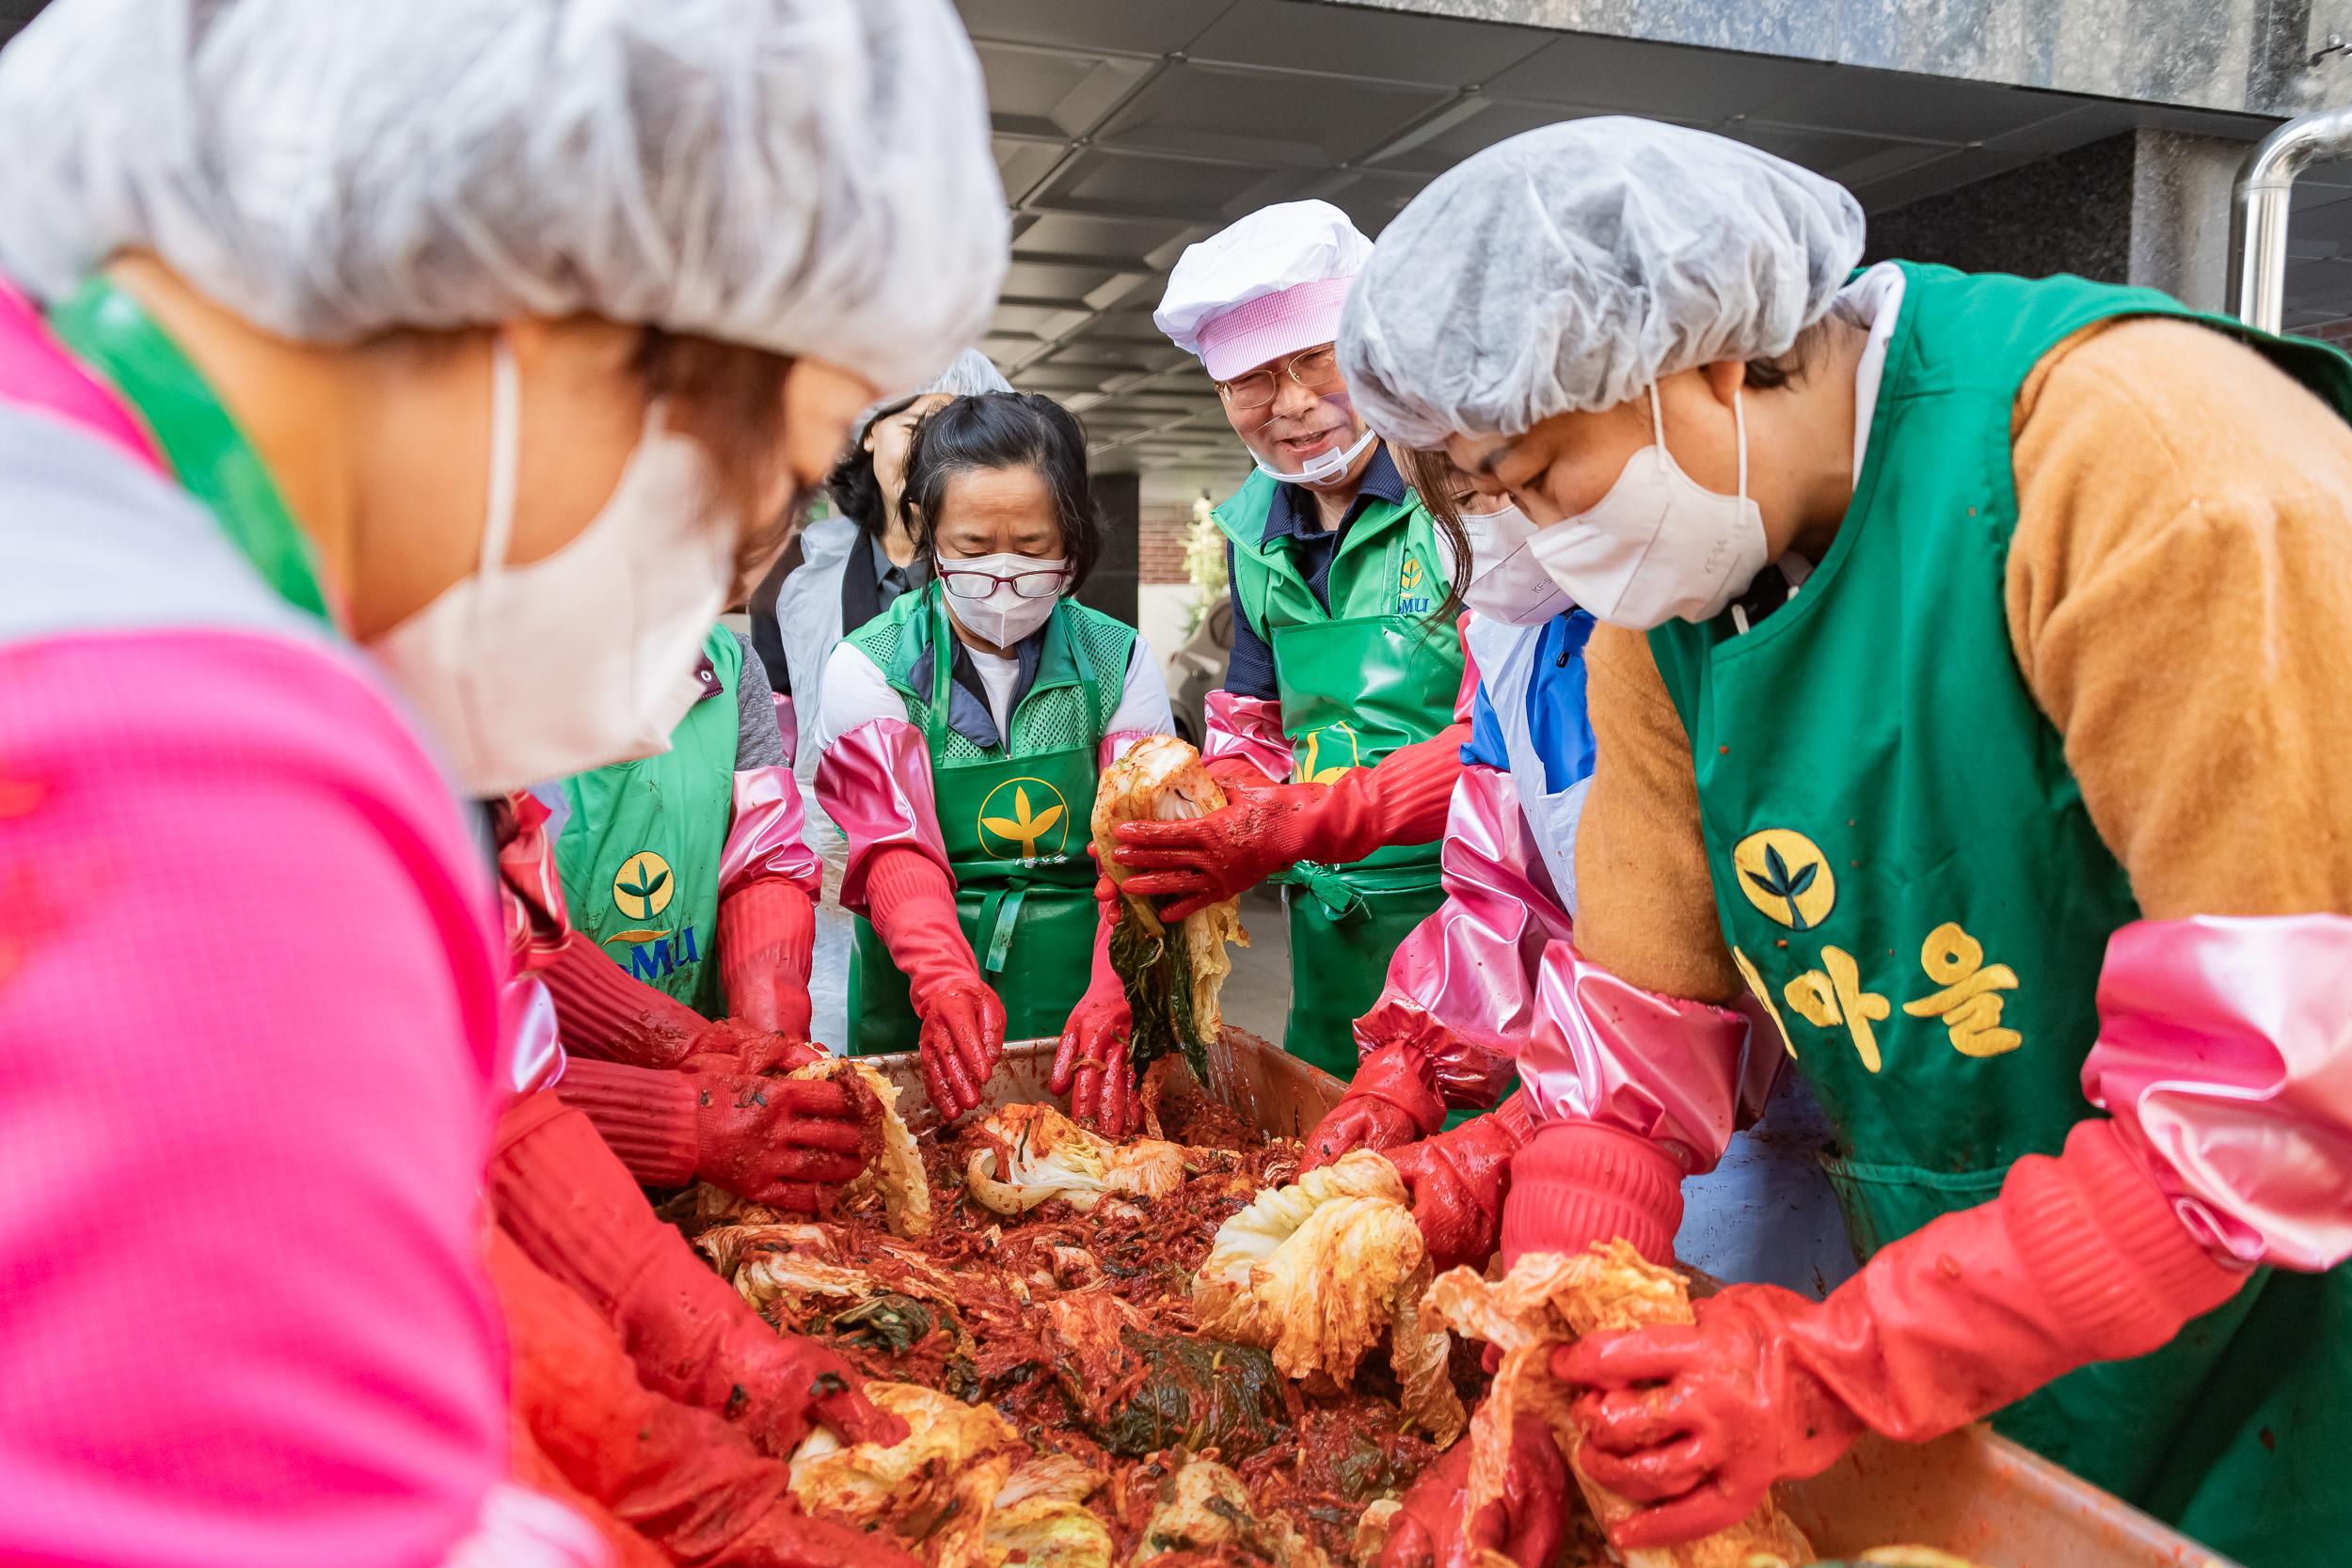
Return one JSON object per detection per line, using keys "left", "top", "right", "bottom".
{"left": 656, "top": 1041, "right": 1560, "bottom": 1568}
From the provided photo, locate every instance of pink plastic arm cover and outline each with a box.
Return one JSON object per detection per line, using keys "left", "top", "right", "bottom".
{"left": 1355, "top": 766, "right": 1565, "bottom": 1109}
{"left": 1516, "top": 940, "right": 1749, "bottom": 1177}
{"left": 816, "top": 717, "right": 954, "bottom": 914}
{"left": 718, "top": 765, "right": 820, "bottom": 902}
{"left": 1100, "top": 729, "right": 1157, "bottom": 769}
{"left": 2082, "top": 913, "right": 2352, "bottom": 1271}
{"left": 1202, "top": 689, "right": 1292, "bottom": 783}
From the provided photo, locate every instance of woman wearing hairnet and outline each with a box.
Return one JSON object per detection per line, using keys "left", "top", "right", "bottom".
{"left": 1343, "top": 118, "right": 2352, "bottom": 1568}
{"left": 0, "top": 0, "right": 1002, "bottom": 1562}
{"left": 753, "top": 348, "right": 1013, "bottom": 1049}
{"left": 1291, "top": 450, "right": 1855, "bottom": 1318}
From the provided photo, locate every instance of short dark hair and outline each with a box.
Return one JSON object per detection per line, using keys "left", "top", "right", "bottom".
{"left": 900, "top": 392, "right": 1104, "bottom": 590}
{"left": 822, "top": 396, "right": 922, "bottom": 537}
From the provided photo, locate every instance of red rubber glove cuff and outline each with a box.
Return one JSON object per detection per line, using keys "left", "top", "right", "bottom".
{"left": 534, "top": 928, "right": 709, "bottom": 1070}
{"left": 1793, "top": 1118, "right": 2249, "bottom": 1441}
{"left": 1556, "top": 1119, "right": 2250, "bottom": 1553}
{"left": 864, "top": 845, "right": 1003, "bottom": 1118}
{"left": 555, "top": 1056, "right": 699, "bottom": 1187}
{"left": 1300, "top": 1041, "right": 1445, "bottom": 1170}
{"left": 1387, "top": 1094, "right": 1533, "bottom": 1275}
{"left": 862, "top": 846, "right": 977, "bottom": 999}
{"left": 717, "top": 876, "right": 815, "bottom": 1038}
{"left": 1051, "top": 900, "right": 1136, "bottom": 1136}
{"left": 1501, "top": 1118, "right": 1686, "bottom": 1268}
{"left": 1295, "top": 727, "right": 1465, "bottom": 867}
{"left": 491, "top": 1094, "right": 908, "bottom": 1458}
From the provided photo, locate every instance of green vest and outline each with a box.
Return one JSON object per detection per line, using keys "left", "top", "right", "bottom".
{"left": 841, "top": 586, "right": 1133, "bottom": 1054}
{"left": 1214, "top": 467, "right": 1463, "bottom": 1080}
{"left": 1649, "top": 262, "right": 2352, "bottom": 1564}
{"left": 554, "top": 626, "right": 740, "bottom": 1019}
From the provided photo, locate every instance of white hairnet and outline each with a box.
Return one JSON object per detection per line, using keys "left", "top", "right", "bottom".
{"left": 1340, "top": 118, "right": 1865, "bottom": 447}
{"left": 0, "top": 0, "right": 1009, "bottom": 397}
{"left": 853, "top": 347, "right": 1013, "bottom": 439}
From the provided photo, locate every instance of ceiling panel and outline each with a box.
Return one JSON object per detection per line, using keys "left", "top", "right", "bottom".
{"left": 1482, "top": 32, "right": 1838, "bottom": 120}
{"left": 1184, "top": 0, "right": 1551, "bottom": 86}
{"left": 952, "top": 0, "right": 1234, "bottom": 56}
{"left": 1096, "top": 59, "right": 1453, "bottom": 167}
{"left": 1036, "top": 147, "right": 1307, "bottom": 223}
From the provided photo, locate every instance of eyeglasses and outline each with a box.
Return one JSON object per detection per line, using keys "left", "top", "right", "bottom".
{"left": 1216, "top": 346, "right": 1342, "bottom": 411}
{"left": 939, "top": 563, "right": 1068, "bottom": 600}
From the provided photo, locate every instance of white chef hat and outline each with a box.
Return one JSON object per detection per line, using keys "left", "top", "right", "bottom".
{"left": 0, "top": 0, "right": 1009, "bottom": 398}
{"left": 1153, "top": 200, "right": 1375, "bottom": 382}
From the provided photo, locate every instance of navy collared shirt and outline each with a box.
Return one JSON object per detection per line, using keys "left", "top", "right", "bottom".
{"left": 1223, "top": 445, "right": 1410, "bottom": 702}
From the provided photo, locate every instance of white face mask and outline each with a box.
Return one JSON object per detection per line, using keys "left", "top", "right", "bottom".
{"left": 940, "top": 551, "right": 1068, "bottom": 648}
{"left": 368, "top": 337, "right": 735, "bottom": 797}
{"left": 1440, "top": 499, "right": 1573, "bottom": 626}
{"left": 1526, "top": 385, "right": 1769, "bottom": 630}
{"left": 1253, "top": 424, "right": 1377, "bottom": 488}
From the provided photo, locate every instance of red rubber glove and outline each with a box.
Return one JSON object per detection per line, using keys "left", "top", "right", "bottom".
{"left": 1384, "top": 1095, "right": 1531, "bottom": 1275}
{"left": 1051, "top": 900, "right": 1136, "bottom": 1136}
{"left": 555, "top": 1054, "right": 867, "bottom": 1211}
{"left": 717, "top": 877, "right": 816, "bottom": 1039}
{"left": 1499, "top": 1117, "right": 1687, "bottom": 1269}
{"left": 1556, "top": 1119, "right": 2249, "bottom": 1552}
{"left": 1301, "top": 1041, "right": 1446, "bottom": 1171}
{"left": 493, "top": 1227, "right": 917, "bottom": 1568}
{"left": 1378, "top": 1413, "right": 1569, "bottom": 1568}
{"left": 492, "top": 1092, "right": 909, "bottom": 1459}
{"left": 865, "top": 845, "right": 1004, "bottom": 1121}
{"left": 1110, "top": 728, "right": 1467, "bottom": 921}
{"left": 533, "top": 928, "right": 713, "bottom": 1069}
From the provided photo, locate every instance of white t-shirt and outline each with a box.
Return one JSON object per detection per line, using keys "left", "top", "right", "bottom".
{"left": 814, "top": 624, "right": 1174, "bottom": 761}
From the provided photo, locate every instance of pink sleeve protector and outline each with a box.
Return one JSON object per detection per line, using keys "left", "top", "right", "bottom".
{"left": 2081, "top": 913, "right": 2352, "bottom": 1271}
{"left": 1355, "top": 766, "right": 1569, "bottom": 1109}
{"left": 718, "top": 765, "right": 820, "bottom": 901}
{"left": 816, "top": 717, "right": 952, "bottom": 915}
{"left": 1514, "top": 941, "right": 1750, "bottom": 1174}
{"left": 0, "top": 630, "right": 509, "bottom": 1568}
{"left": 1100, "top": 729, "right": 1157, "bottom": 769}
{"left": 1201, "top": 689, "right": 1292, "bottom": 783}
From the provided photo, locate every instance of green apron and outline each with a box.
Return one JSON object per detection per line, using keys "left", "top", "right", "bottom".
{"left": 1216, "top": 469, "right": 1463, "bottom": 1081}
{"left": 1646, "top": 261, "right": 2352, "bottom": 1568}
{"left": 843, "top": 585, "right": 1131, "bottom": 1054}
{"left": 551, "top": 626, "right": 740, "bottom": 1019}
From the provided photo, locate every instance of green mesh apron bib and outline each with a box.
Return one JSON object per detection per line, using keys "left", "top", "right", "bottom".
{"left": 1216, "top": 470, "right": 1464, "bottom": 1081}
{"left": 551, "top": 626, "right": 739, "bottom": 1019}
{"left": 1646, "top": 262, "right": 2352, "bottom": 1568}
{"left": 843, "top": 585, "right": 1131, "bottom": 1055}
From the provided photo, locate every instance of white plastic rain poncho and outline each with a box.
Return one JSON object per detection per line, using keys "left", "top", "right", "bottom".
{"left": 1339, "top": 118, "right": 1865, "bottom": 448}
{"left": 0, "top": 0, "right": 1008, "bottom": 397}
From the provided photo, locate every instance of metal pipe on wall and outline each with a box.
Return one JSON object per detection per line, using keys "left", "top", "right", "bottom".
{"left": 2230, "top": 104, "right": 2352, "bottom": 330}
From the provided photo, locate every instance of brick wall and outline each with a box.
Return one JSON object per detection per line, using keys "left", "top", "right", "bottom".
{"left": 1140, "top": 502, "right": 1195, "bottom": 585}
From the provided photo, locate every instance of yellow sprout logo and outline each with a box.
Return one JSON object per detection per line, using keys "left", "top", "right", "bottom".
{"left": 977, "top": 779, "right": 1070, "bottom": 862}
{"left": 1299, "top": 722, "right": 1360, "bottom": 784}
{"left": 1732, "top": 829, "right": 1836, "bottom": 931}
{"left": 612, "top": 850, "right": 675, "bottom": 921}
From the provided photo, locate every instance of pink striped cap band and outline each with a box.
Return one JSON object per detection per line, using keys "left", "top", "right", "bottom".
{"left": 1197, "top": 276, "right": 1356, "bottom": 383}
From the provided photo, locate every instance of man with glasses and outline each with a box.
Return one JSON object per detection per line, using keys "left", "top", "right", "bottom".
{"left": 1105, "top": 202, "right": 1475, "bottom": 1098}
